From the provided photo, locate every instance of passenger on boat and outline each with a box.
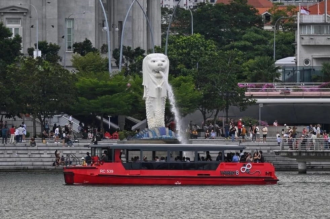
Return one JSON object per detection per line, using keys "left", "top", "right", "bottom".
{"left": 205, "top": 151, "right": 212, "bottom": 161}
{"left": 85, "top": 152, "right": 92, "bottom": 166}
{"left": 259, "top": 151, "right": 264, "bottom": 163}
{"left": 253, "top": 151, "right": 261, "bottom": 163}
{"left": 160, "top": 157, "right": 166, "bottom": 162}
{"left": 155, "top": 156, "right": 160, "bottom": 162}
{"left": 232, "top": 153, "right": 240, "bottom": 162}
{"left": 101, "top": 151, "right": 108, "bottom": 162}
{"left": 245, "top": 153, "right": 253, "bottom": 162}
{"left": 143, "top": 156, "right": 148, "bottom": 162}
{"left": 185, "top": 157, "right": 191, "bottom": 162}
{"left": 216, "top": 152, "right": 222, "bottom": 161}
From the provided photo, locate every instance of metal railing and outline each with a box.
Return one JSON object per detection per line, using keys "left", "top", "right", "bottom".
{"left": 245, "top": 87, "right": 330, "bottom": 97}
{"left": 280, "top": 137, "right": 330, "bottom": 151}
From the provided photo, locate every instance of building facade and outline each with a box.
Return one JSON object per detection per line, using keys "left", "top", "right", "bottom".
{"left": 161, "top": 0, "right": 216, "bottom": 9}
{"left": 0, "top": 0, "right": 161, "bottom": 67}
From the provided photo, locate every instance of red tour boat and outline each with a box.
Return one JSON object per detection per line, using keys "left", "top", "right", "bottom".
{"left": 63, "top": 144, "right": 278, "bottom": 185}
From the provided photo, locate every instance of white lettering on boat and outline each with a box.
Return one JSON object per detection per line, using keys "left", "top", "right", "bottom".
{"left": 100, "top": 169, "right": 114, "bottom": 174}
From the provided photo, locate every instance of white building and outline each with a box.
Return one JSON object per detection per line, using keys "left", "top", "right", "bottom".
{"left": 0, "top": 0, "right": 161, "bottom": 68}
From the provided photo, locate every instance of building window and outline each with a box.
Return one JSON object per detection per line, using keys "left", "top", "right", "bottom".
{"left": 6, "top": 18, "right": 22, "bottom": 38}
{"left": 301, "top": 24, "right": 330, "bottom": 35}
{"left": 65, "top": 19, "right": 74, "bottom": 51}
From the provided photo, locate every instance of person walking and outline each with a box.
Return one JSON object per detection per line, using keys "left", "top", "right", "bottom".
{"left": 2, "top": 125, "right": 8, "bottom": 144}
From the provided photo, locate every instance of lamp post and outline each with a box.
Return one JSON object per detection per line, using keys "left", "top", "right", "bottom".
{"left": 108, "top": 115, "right": 111, "bottom": 130}
{"left": 63, "top": 12, "right": 85, "bottom": 68}
{"left": 99, "top": 0, "right": 112, "bottom": 75}
{"left": 165, "top": 0, "right": 182, "bottom": 55}
{"left": 188, "top": 9, "right": 193, "bottom": 35}
{"left": 119, "top": 0, "right": 155, "bottom": 71}
{"left": 273, "top": 16, "right": 289, "bottom": 61}
{"left": 20, "top": 3, "right": 40, "bottom": 57}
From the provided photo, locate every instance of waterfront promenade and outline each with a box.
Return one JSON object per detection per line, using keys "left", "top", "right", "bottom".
{"left": 1, "top": 137, "right": 330, "bottom": 171}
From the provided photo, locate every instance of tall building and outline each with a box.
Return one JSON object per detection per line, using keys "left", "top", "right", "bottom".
{"left": 0, "top": 0, "right": 161, "bottom": 67}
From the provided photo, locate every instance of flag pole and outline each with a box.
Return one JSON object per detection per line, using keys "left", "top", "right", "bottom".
{"left": 326, "top": 0, "right": 328, "bottom": 22}
{"left": 297, "top": 7, "right": 300, "bottom": 83}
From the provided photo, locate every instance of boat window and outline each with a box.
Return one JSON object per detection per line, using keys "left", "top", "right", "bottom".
{"left": 154, "top": 151, "right": 167, "bottom": 162}
{"left": 224, "top": 150, "right": 243, "bottom": 162}
{"left": 171, "top": 151, "right": 194, "bottom": 162}
{"left": 127, "top": 150, "right": 141, "bottom": 162}
{"left": 141, "top": 151, "right": 153, "bottom": 162}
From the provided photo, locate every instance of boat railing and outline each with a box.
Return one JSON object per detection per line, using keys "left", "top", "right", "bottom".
{"left": 65, "top": 154, "right": 81, "bottom": 166}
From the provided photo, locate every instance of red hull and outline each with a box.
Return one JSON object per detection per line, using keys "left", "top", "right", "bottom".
{"left": 63, "top": 162, "right": 278, "bottom": 186}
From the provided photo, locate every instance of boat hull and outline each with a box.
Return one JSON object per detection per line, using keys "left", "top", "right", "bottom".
{"left": 63, "top": 162, "right": 278, "bottom": 186}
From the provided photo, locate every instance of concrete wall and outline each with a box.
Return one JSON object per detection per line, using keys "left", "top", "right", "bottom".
{"left": 1, "top": 139, "right": 330, "bottom": 171}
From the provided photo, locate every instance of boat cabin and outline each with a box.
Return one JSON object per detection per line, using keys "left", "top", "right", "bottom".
{"left": 90, "top": 144, "right": 245, "bottom": 170}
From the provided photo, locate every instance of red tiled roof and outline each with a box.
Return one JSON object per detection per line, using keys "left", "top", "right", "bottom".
{"left": 307, "top": 0, "right": 330, "bottom": 15}
{"left": 216, "top": 0, "right": 273, "bottom": 8}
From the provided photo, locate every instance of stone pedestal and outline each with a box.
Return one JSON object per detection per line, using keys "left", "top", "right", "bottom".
{"left": 298, "top": 161, "right": 307, "bottom": 174}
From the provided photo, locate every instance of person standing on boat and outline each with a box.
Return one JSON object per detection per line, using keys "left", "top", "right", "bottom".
{"left": 85, "top": 152, "right": 92, "bottom": 166}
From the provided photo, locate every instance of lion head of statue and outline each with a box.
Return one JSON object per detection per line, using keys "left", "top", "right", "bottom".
{"left": 142, "top": 53, "right": 169, "bottom": 98}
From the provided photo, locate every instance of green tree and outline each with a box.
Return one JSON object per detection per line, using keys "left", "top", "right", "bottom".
{"left": 72, "top": 52, "right": 108, "bottom": 75}
{"left": 112, "top": 46, "right": 145, "bottom": 75}
{"left": 170, "top": 75, "right": 203, "bottom": 117}
{"left": 0, "top": 22, "right": 22, "bottom": 117}
{"left": 156, "top": 34, "right": 218, "bottom": 77}
{"left": 27, "top": 41, "right": 61, "bottom": 63}
{"left": 6, "top": 57, "right": 77, "bottom": 136}
{"left": 193, "top": 0, "right": 263, "bottom": 46}
{"left": 223, "top": 27, "right": 273, "bottom": 63}
{"left": 73, "top": 38, "right": 98, "bottom": 56}
{"left": 275, "top": 31, "right": 295, "bottom": 60}
{"left": 242, "top": 56, "right": 280, "bottom": 82}
{"left": 71, "top": 53, "right": 145, "bottom": 130}
{"left": 197, "top": 50, "right": 255, "bottom": 123}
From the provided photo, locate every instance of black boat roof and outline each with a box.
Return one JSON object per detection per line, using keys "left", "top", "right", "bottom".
{"left": 88, "top": 144, "right": 245, "bottom": 151}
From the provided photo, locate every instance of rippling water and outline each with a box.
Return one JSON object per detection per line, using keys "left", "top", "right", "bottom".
{"left": 1, "top": 171, "right": 330, "bottom": 219}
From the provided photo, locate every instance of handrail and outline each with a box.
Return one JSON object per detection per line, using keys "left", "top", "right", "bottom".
{"left": 65, "top": 153, "right": 81, "bottom": 166}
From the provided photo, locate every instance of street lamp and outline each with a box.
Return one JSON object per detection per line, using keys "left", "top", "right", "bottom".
{"left": 119, "top": 0, "right": 155, "bottom": 71}
{"left": 63, "top": 11, "right": 86, "bottom": 68}
{"left": 20, "top": 3, "right": 40, "bottom": 58}
{"left": 273, "top": 16, "right": 289, "bottom": 61}
{"left": 99, "top": 0, "right": 112, "bottom": 76}
{"left": 188, "top": 9, "right": 193, "bottom": 35}
{"left": 108, "top": 115, "right": 111, "bottom": 130}
{"left": 165, "top": 0, "right": 182, "bottom": 55}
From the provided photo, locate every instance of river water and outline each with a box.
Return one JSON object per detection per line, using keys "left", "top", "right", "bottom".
{"left": 1, "top": 171, "right": 329, "bottom": 219}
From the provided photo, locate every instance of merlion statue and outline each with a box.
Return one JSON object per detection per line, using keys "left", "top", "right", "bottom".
{"left": 142, "top": 53, "right": 169, "bottom": 129}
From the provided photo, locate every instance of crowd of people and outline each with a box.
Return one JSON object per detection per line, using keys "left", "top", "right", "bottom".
{"left": 190, "top": 118, "right": 269, "bottom": 143}
{"left": 279, "top": 123, "right": 330, "bottom": 150}
{"left": 0, "top": 121, "right": 28, "bottom": 145}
